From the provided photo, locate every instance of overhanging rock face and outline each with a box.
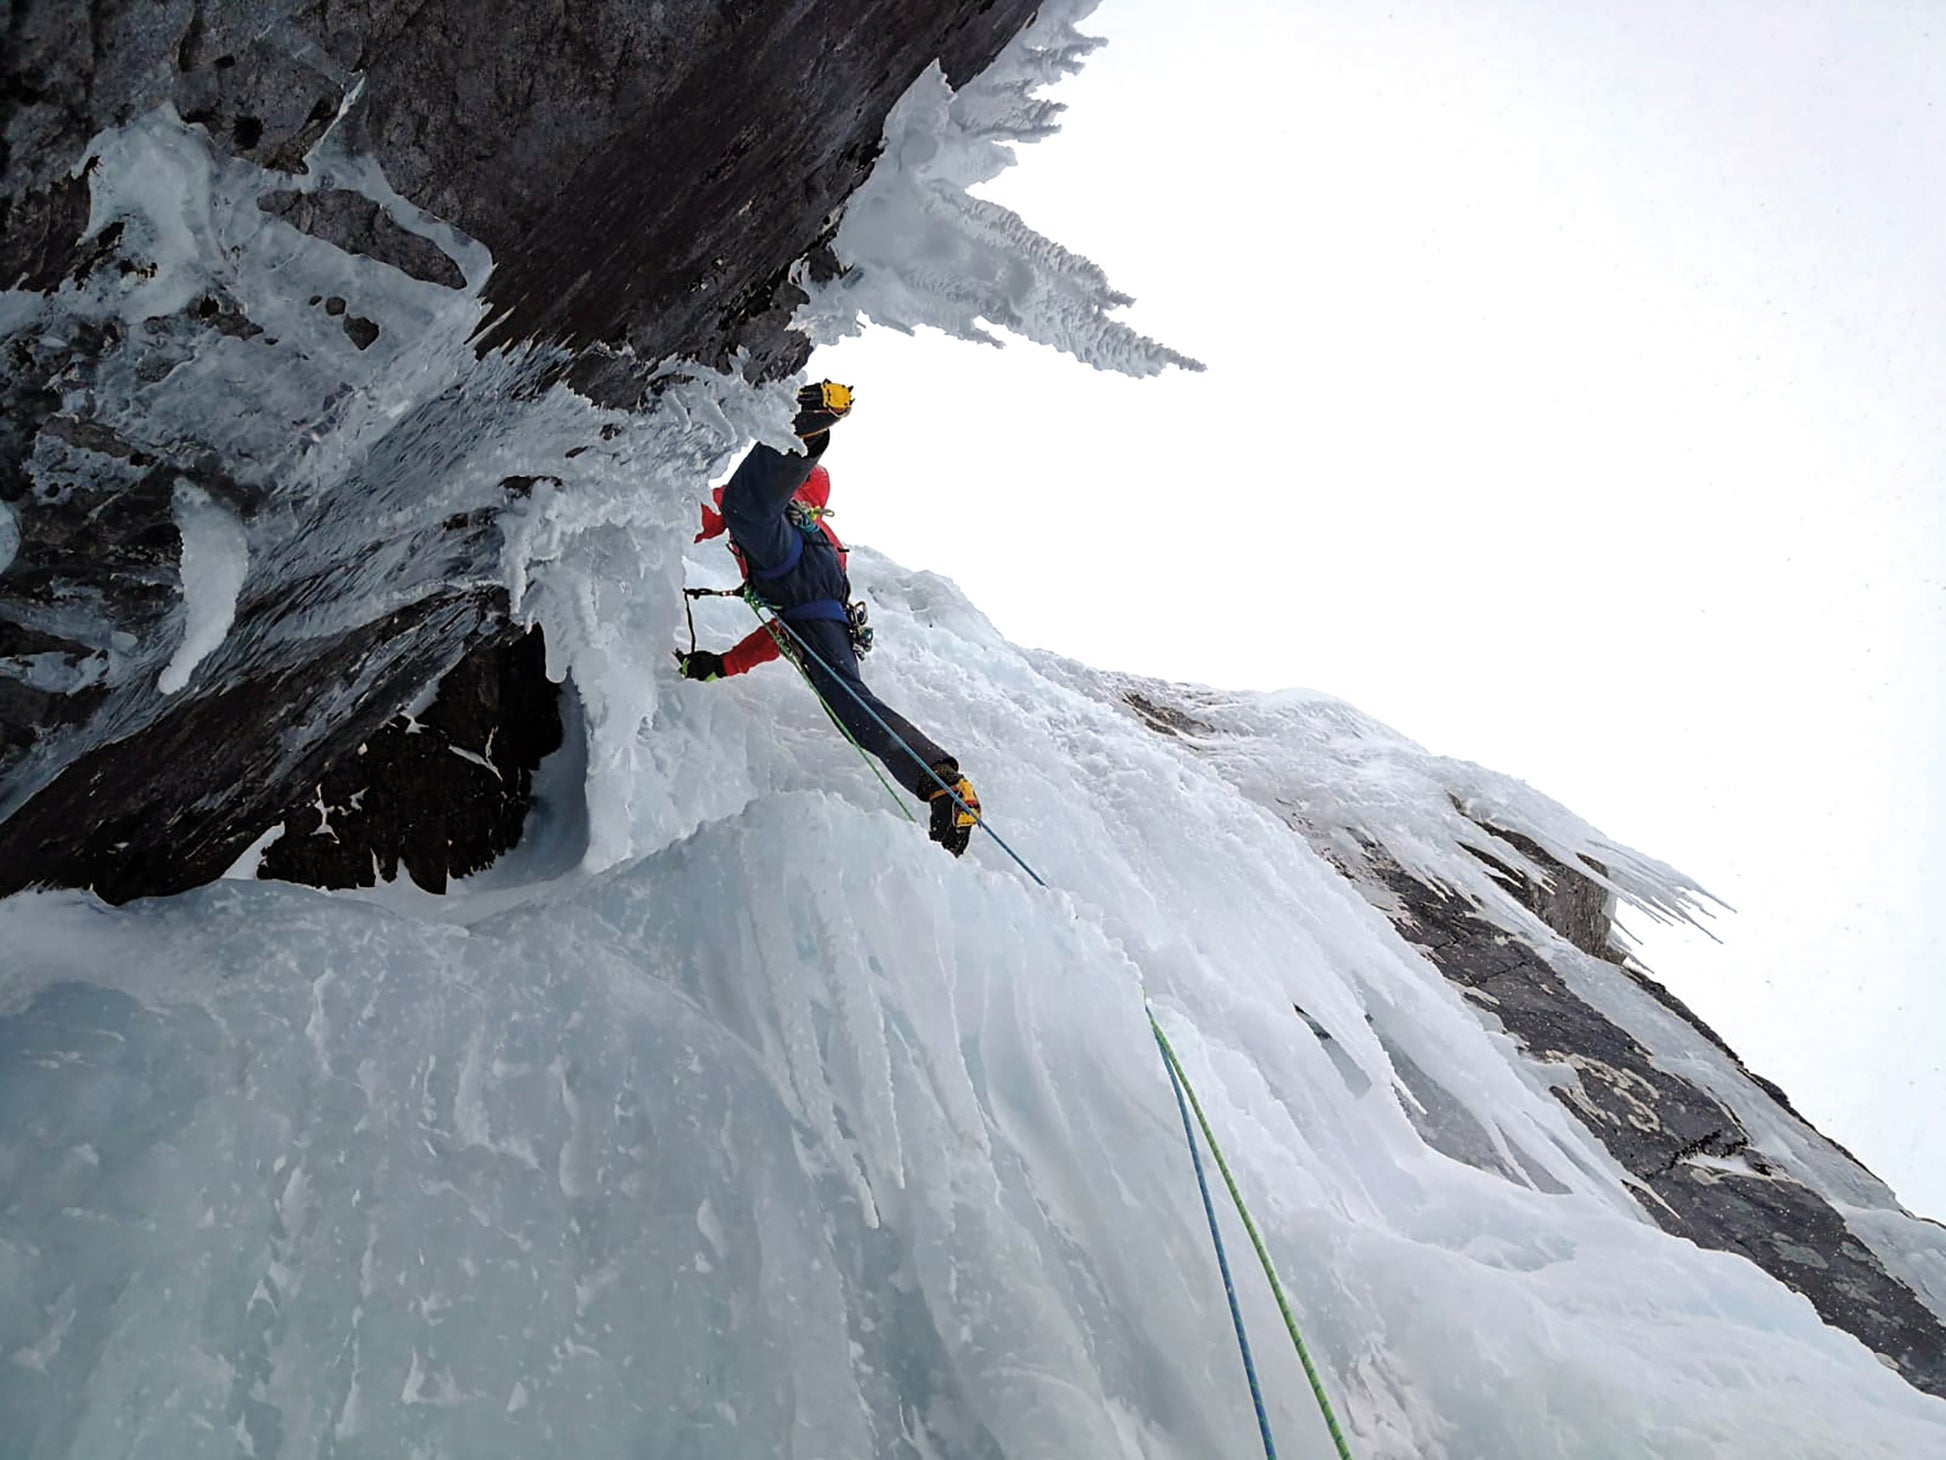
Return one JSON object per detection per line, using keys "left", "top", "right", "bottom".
{"left": 6, "top": 0, "right": 1038, "bottom": 359}
{"left": 0, "top": 0, "right": 1042, "bottom": 902}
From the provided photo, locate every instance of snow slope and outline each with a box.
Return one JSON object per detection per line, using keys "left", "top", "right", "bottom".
{"left": 4, "top": 4, "right": 1945, "bottom": 1456}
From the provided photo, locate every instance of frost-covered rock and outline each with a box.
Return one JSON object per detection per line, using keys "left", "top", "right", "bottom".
{"left": 796, "top": 3, "right": 1204, "bottom": 377}
{"left": 1074, "top": 668, "right": 1946, "bottom": 1399}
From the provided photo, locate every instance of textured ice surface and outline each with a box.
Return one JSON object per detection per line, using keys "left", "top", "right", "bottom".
{"left": 5, "top": 14, "right": 1946, "bottom": 1460}
{"left": 7, "top": 533, "right": 1946, "bottom": 1455}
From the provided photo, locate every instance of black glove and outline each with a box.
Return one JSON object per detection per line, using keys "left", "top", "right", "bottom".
{"left": 925, "top": 760, "right": 980, "bottom": 857}
{"left": 676, "top": 650, "right": 724, "bottom": 682}
{"left": 793, "top": 380, "right": 853, "bottom": 438}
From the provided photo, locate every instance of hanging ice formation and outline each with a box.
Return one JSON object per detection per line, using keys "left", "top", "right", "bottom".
{"left": 2, "top": 3, "right": 1944, "bottom": 1458}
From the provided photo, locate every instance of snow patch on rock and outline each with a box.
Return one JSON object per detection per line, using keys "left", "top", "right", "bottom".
{"left": 157, "top": 483, "right": 247, "bottom": 695}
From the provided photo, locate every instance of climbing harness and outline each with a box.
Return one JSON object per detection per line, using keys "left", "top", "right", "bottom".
{"left": 703, "top": 499, "right": 874, "bottom": 660}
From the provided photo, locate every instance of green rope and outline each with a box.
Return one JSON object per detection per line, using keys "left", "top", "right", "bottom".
{"left": 1148, "top": 1006, "right": 1356, "bottom": 1460}
{"left": 743, "top": 597, "right": 918, "bottom": 823}
{"left": 692, "top": 572, "right": 1350, "bottom": 1450}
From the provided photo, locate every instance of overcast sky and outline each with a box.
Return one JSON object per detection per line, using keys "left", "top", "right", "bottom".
{"left": 813, "top": 0, "right": 1946, "bottom": 1218}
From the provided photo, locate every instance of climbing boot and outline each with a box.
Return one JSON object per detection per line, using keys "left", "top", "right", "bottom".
{"left": 926, "top": 760, "right": 980, "bottom": 857}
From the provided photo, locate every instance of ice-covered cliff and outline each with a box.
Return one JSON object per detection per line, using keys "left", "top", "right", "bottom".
{"left": 4, "top": 4, "right": 1945, "bottom": 1457}
{"left": 6, "top": 529, "right": 1946, "bottom": 1456}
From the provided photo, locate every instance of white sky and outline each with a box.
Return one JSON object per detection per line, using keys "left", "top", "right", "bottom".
{"left": 812, "top": 0, "right": 1946, "bottom": 1217}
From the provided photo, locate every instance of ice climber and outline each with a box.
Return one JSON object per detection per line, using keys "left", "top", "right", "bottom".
{"left": 678, "top": 382, "right": 982, "bottom": 857}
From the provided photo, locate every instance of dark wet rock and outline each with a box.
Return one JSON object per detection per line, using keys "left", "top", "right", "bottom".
{"left": 1387, "top": 860, "right": 1738, "bottom": 1177}
{"left": 1648, "top": 1156, "right": 1946, "bottom": 1388}
{"left": 1122, "top": 689, "right": 1216, "bottom": 738}
{"left": 0, "top": 309, "right": 274, "bottom": 802}
{"left": 1110, "top": 678, "right": 1946, "bottom": 1396}
{"left": 1466, "top": 826, "right": 1830, "bottom": 1134}
{"left": 259, "top": 189, "right": 467, "bottom": 288}
{"left": 192, "top": 289, "right": 266, "bottom": 340}
{"left": 0, "top": 591, "right": 503, "bottom": 904}
{"left": 5, "top": 0, "right": 1039, "bottom": 366}
{"left": 0, "top": 334, "right": 523, "bottom": 902}
{"left": 498, "top": 475, "right": 559, "bottom": 499}
{"left": 259, "top": 627, "right": 561, "bottom": 894}
{"left": 1463, "top": 823, "right": 1616, "bottom": 960}
{"left": 0, "top": 622, "right": 111, "bottom": 772}
{"left": 341, "top": 313, "right": 379, "bottom": 350}
{"left": 6, "top": 3, "right": 346, "bottom": 199}
{"left": 0, "top": 173, "right": 92, "bottom": 292}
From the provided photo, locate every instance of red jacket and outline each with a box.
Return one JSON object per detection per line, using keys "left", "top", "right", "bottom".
{"left": 695, "top": 465, "right": 845, "bottom": 677}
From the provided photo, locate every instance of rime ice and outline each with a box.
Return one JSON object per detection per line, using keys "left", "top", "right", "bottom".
{"left": 795, "top": 3, "right": 1204, "bottom": 376}
{"left": 3, "top": 6, "right": 1945, "bottom": 1458}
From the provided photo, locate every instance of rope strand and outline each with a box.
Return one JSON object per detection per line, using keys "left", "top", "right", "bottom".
{"left": 748, "top": 601, "right": 916, "bottom": 822}
{"left": 763, "top": 594, "right": 1349, "bottom": 1450}
{"left": 1155, "top": 1012, "right": 1281, "bottom": 1459}
{"left": 757, "top": 606, "right": 1047, "bottom": 886}
{"left": 1151, "top": 1012, "right": 1356, "bottom": 1460}
{"left": 684, "top": 572, "right": 1351, "bottom": 1455}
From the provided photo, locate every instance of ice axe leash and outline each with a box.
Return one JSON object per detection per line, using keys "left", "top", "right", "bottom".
{"left": 683, "top": 584, "right": 742, "bottom": 656}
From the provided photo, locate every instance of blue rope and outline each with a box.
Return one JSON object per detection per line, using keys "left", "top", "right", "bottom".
{"left": 761, "top": 609, "right": 1047, "bottom": 887}
{"left": 746, "top": 597, "right": 1322, "bottom": 1453}
{"left": 1155, "top": 1015, "right": 1281, "bottom": 1459}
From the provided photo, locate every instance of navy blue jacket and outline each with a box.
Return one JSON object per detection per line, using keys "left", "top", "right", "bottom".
{"left": 718, "top": 437, "right": 851, "bottom": 625}
{"left": 717, "top": 441, "right": 952, "bottom": 799}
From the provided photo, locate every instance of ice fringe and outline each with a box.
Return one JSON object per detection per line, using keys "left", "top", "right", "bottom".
{"left": 796, "top": 0, "right": 1204, "bottom": 376}
{"left": 4, "top": 12, "right": 1946, "bottom": 1460}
